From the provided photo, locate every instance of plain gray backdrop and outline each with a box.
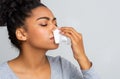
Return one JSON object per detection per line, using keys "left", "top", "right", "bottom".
{"left": 0, "top": 0, "right": 120, "bottom": 79}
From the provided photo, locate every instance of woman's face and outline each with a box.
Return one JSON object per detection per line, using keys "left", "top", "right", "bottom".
{"left": 23, "top": 6, "right": 59, "bottom": 50}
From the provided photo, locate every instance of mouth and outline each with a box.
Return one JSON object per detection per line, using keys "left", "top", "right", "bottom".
{"left": 50, "top": 36, "right": 59, "bottom": 45}
{"left": 50, "top": 36, "right": 54, "bottom": 40}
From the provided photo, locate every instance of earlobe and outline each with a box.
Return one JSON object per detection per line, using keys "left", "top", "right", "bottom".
{"left": 16, "top": 28, "right": 27, "bottom": 41}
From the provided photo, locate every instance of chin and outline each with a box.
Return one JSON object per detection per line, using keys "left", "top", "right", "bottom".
{"left": 48, "top": 44, "right": 59, "bottom": 50}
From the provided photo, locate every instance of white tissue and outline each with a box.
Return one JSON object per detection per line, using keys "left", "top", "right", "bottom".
{"left": 53, "top": 29, "right": 68, "bottom": 44}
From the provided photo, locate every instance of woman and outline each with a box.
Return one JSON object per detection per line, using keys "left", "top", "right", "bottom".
{"left": 0, "top": 0, "right": 99, "bottom": 79}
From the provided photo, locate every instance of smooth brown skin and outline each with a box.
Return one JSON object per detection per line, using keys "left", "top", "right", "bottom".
{"left": 8, "top": 6, "right": 91, "bottom": 79}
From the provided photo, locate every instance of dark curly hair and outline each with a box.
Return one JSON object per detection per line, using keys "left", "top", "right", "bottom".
{"left": 0, "top": 0, "right": 46, "bottom": 49}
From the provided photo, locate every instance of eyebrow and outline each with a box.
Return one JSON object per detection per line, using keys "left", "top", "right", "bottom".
{"left": 36, "top": 17, "right": 56, "bottom": 21}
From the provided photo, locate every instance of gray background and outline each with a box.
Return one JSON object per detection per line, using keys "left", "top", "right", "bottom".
{"left": 0, "top": 0, "right": 120, "bottom": 79}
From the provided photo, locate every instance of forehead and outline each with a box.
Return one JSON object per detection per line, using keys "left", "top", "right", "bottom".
{"left": 30, "top": 6, "right": 54, "bottom": 19}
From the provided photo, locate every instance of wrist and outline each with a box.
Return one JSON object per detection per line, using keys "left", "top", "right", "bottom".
{"left": 76, "top": 55, "right": 92, "bottom": 70}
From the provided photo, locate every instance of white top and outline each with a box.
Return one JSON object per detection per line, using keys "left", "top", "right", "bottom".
{"left": 0, "top": 56, "right": 100, "bottom": 79}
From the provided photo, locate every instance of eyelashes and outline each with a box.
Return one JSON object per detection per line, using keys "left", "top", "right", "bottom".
{"left": 39, "top": 23, "right": 58, "bottom": 27}
{"left": 40, "top": 24, "right": 48, "bottom": 26}
{"left": 39, "top": 20, "right": 58, "bottom": 27}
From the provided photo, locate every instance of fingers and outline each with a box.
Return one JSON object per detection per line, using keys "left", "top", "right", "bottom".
{"left": 60, "top": 27, "right": 83, "bottom": 44}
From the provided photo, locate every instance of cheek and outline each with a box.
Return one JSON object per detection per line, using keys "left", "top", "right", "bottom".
{"left": 29, "top": 29, "right": 49, "bottom": 42}
{"left": 26, "top": 28, "right": 58, "bottom": 49}
{"left": 39, "top": 30, "right": 49, "bottom": 39}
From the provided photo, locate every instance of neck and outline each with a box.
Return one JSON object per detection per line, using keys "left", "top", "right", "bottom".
{"left": 16, "top": 47, "right": 48, "bottom": 70}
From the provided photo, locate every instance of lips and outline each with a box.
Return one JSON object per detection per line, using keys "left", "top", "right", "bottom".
{"left": 50, "top": 36, "right": 54, "bottom": 40}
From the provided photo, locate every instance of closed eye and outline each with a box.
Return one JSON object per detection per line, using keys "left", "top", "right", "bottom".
{"left": 40, "top": 24, "right": 48, "bottom": 27}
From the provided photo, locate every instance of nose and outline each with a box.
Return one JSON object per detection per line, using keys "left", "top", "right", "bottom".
{"left": 51, "top": 24, "right": 58, "bottom": 31}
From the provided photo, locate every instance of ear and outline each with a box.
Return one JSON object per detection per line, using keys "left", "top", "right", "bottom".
{"left": 16, "top": 27, "right": 27, "bottom": 41}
